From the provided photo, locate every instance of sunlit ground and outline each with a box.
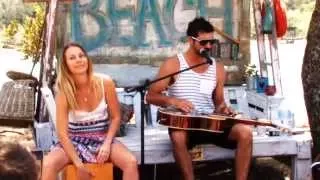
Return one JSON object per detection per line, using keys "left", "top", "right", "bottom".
{"left": 0, "top": 48, "right": 40, "bottom": 89}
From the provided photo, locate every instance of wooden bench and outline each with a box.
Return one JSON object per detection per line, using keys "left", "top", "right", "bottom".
{"left": 118, "top": 125, "right": 312, "bottom": 179}
{"left": 36, "top": 85, "right": 312, "bottom": 180}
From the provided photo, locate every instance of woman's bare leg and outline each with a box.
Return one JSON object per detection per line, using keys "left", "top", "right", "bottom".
{"left": 41, "top": 147, "right": 71, "bottom": 180}
{"left": 109, "top": 142, "right": 139, "bottom": 180}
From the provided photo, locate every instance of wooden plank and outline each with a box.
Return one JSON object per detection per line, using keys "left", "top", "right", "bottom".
{"left": 40, "top": 86, "right": 56, "bottom": 128}
{"left": 252, "top": 0, "right": 268, "bottom": 77}
{"left": 34, "top": 121, "right": 57, "bottom": 151}
{"left": 291, "top": 138, "right": 312, "bottom": 179}
{"left": 292, "top": 158, "right": 312, "bottom": 180}
{"left": 23, "top": 0, "right": 71, "bottom": 3}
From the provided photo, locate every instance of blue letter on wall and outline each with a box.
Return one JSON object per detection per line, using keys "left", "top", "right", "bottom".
{"left": 135, "top": 0, "right": 171, "bottom": 47}
{"left": 71, "top": 0, "right": 112, "bottom": 51}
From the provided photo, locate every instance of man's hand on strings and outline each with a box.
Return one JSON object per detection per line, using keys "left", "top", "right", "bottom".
{"left": 169, "top": 98, "right": 194, "bottom": 113}
{"left": 215, "top": 103, "right": 236, "bottom": 117}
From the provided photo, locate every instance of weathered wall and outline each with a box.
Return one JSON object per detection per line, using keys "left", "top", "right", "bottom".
{"left": 56, "top": 0, "right": 251, "bottom": 87}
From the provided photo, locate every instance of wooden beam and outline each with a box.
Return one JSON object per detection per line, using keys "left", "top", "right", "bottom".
{"left": 23, "top": 0, "right": 71, "bottom": 3}
{"left": 213, "top": 25, "right": 240, "bottom": 45}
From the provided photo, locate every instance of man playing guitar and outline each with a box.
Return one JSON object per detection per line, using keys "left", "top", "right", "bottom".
{"left": 146, "top": 17, "right": 252, "bottom": 180}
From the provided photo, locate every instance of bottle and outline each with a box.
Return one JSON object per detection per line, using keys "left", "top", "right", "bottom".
{"left": 287, "top": 110, "right": 295, "bottom": 129}
{"left": 277, "top": 110, "right": 285, "bottom": 125}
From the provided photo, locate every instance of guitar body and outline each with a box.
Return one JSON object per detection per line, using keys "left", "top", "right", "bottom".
{"left": 157, "top": 109, "right": 228, "bottom": 133}
{"left": 157, "top": 108, "right": 277, "bottom": 133}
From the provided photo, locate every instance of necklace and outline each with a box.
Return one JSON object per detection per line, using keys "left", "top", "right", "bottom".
{"left": 79, "top": 88, "right": 90, "bottom": 103}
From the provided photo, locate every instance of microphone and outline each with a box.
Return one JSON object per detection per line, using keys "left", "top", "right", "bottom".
{"left": 124, "top": 79, "right": 150, "bottom": 93}
{"left": 124, "top": 86, "right": 136, "bottom": 93}
{"left": 199, "top": 48, "right": 214, "bottom": 65}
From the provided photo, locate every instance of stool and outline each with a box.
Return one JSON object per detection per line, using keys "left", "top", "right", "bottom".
{"left": 63, "top": 163, "right": 113, "bottom": 180}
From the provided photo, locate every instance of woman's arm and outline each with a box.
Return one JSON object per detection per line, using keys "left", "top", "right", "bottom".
{"left": 103, "top": 77, "right": 121, "bottom": 142}
{"left": 55, "top": 92, "right": 83, "bottom": 167}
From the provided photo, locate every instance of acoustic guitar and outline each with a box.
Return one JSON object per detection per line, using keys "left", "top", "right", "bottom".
{"left": 157, "top": 108, "right": 289, "bottom": 133}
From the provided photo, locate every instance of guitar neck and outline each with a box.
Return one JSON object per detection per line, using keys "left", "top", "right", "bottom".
{"left": 209, "top": 113, "right": 275, "bottom": 127}
{"left": 228, "top": 117, "right": 276, "bottom": 127}
{"left": 200, "top": 113, "right": 275, "bottom": 127}
{"left": 157, "top": 109, "right": 290, "bottom": 133}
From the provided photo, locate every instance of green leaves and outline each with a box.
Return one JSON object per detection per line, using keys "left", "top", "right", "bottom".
{"left": 3, "top": 20, "right": 19, "bottom": 41}
{"left": 0, "top": 0, "right": 33, "bottom": 26}
{"left": 21, "top": 4, "right": 45, "bottom": 61}
{"left": 244, "top": 64, "right": 258, "bottom": 77}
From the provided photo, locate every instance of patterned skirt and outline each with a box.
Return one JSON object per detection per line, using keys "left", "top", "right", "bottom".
{"left": 57, "top": 119, "right": 115, "bottom": 163}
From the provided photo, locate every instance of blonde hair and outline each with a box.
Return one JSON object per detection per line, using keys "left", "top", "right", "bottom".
{"left": 56, "top": 43, "right": 102, "bottom": 110}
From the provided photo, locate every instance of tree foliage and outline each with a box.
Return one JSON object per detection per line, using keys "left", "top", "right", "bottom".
{"left": 285, "top": 0, "right": 315, "bottom": 38}
{"left": 251, "top": 0, "right": 315, "bottom": 39}
{"left": 0, "top": 0, "right": 33, "bottom": 27}
{"left": 3, "top": 20, "right": 19, "bottom": 42}
{"left": 0, "top": 2, "right": 45, "bottom": 74}
{"left": 21, "top": 4, "right": 45, "bottom": 61}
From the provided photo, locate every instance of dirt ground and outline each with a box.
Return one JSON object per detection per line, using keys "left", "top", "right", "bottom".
{"left": 0, "top": 126, "right": 35, "bottom": 150}
{"left": 114, "top": 157, "right": 291, "bottom": 180}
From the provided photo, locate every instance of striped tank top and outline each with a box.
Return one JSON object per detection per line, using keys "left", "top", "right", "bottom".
{"left": 167, "top": 53, "right": 217, "bottom": 113}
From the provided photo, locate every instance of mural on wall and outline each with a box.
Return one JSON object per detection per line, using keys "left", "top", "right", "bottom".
{"left": 70, "top": 0, "right": 235, "bottom": 53}
{"left": 58, "top": 0, "right": 250, "bottom": 86}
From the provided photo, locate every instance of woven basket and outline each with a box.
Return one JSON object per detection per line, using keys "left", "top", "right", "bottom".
{"left": 0, "top": 80, "right": 35, "bottom": 124}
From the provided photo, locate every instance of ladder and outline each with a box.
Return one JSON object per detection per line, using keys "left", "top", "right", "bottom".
{"left": 252, "top": 0, "right": 283, "bottom": 96}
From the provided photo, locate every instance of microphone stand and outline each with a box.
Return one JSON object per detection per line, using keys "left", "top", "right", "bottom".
{"left": 124, "top": 57, "right": 212, "bottom": 179}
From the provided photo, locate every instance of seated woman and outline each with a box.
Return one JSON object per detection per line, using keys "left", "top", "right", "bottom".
{"left": 42, "top": 43, "right": 139, "bottom": 180}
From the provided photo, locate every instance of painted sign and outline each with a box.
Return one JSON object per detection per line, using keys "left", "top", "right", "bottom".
{"left": 70, "top": 0, "right": 234, "bottom": 51}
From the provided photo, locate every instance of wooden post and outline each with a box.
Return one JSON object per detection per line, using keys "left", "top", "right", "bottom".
{"left": 36, "top": 0, "right": 58, "bottom": 123}
{"left": 252, "top": 0, "right": 268, "bottom": 78}
{"left": 41, "top": 0, "right": 58, "bottom": 87}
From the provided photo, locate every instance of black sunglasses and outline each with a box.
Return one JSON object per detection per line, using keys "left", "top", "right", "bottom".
{"left": 191, "top": 36, "right": 216, "bottom": 46}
